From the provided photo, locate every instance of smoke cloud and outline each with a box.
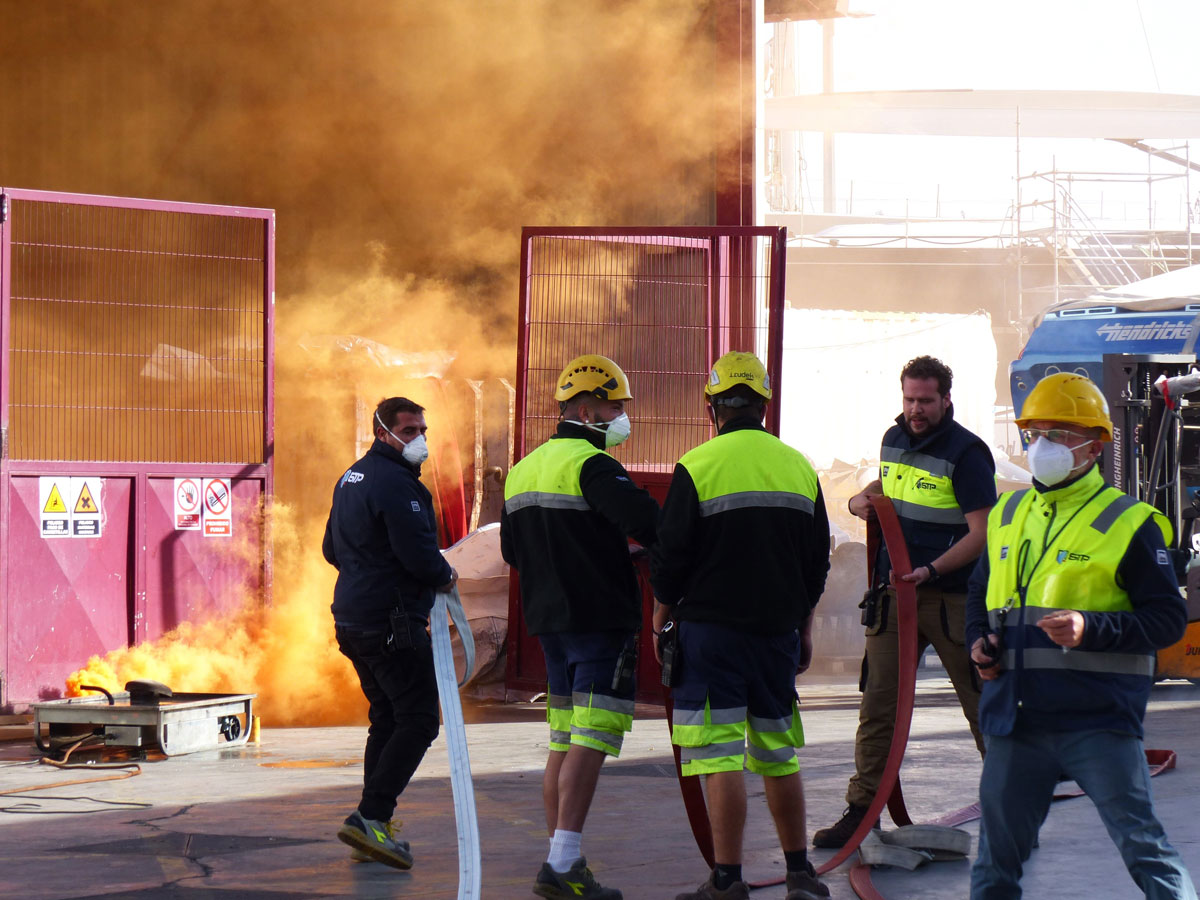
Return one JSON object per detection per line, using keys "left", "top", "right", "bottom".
{"left": 5, "top": 1, "right": 741, "bottom": 722}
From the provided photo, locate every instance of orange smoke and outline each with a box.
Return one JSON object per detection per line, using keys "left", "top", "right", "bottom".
{"left": 34, "top": 0, "right": 742, "bottom": 723}
{"left": 64, "top": 257, "right": 512, "bottom": 725}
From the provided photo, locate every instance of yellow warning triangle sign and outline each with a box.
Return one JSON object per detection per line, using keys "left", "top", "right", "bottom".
{"left": 43, "top": 484, "right": 67, "bottom": 514}
{"left": 75, "top": 483, "right": 97, "bottom": 514}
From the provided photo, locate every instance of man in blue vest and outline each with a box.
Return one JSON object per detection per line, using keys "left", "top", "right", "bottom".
{"left": 652, "top": 351, "right": 831, "bottom": 900}
{"left": 966, "top": 372, "right": 1195, "bottom": 899}
{"left": 815, "top": 355, "right": 995, "bottom": 848}
{"left": 501, "top": 354, "right": 659, "bottom": 900}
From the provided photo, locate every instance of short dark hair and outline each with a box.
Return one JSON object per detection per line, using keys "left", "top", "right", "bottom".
{"left": 374, "top": 396, "right": 425, "bottom": 432}
{"left": 559, "top": 391, "right": 607, "bottom": 417}
{"left": 901, "top": 356, "right": 953, "bottom": 397}
{"left": 709, "top": 384, "right": 766, "bottom": 421}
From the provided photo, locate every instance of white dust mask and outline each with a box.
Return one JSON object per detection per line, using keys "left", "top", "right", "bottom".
{"left": 399, "top": 433, "right": 430, "bottom": 465}
{"left": 599, "top": 412, "right": 631, "bottom": 448}
{"left": 567, "top": 412, "right": 632, "bottom": 448}
{"left": 377, "top": 412, "right": 430, "bottom": 465}
{"left": 1026, "top": 436, "right": 1086, "bottom": 486}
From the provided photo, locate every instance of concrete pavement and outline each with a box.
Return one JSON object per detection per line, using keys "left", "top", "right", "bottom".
{"left": 1, "top": 674, "right": 1197, "bottom": 899}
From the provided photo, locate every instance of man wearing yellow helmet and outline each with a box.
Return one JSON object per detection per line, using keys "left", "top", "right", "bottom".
{"left": 652, "top": 351, "right": 831, "bottom": 900}
{"left": 501, "top": 354, "right": 659, "bottom": 900}
{"left": 966, "top": 372, "right": 1194, "bottom": 899}
{"left": 816, "top": 355, "right": 995, "bottom": 849}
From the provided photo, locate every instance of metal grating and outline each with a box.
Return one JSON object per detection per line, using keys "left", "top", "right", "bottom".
{"left": 518, "top": 228, "right": 786, "bottom": 474}
{"left": 7, "top": 199, "right": 267, "bottom": 463}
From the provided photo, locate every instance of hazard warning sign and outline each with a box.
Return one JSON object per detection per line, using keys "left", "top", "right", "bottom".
{"left": 39, "top": 478, "right": 70, "bottom": 538}
{"left": 72, "top": 478, "right": 103, "bottom": 537}
{"left": 75, "top": 483, "right": 97, "bottom": 513}
{"left": 44, "top": 483, "right": 67, "bottom": 513}
{"left": 39, "top": 477, "right": 103, "bottom": 539}
{"left": 202, "top": 477, "right": 232, "bottom": 538}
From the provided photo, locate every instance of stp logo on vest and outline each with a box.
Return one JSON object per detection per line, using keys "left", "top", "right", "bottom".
{"left": 1056, "top": 550, "right": 1090, "bottom": 563}
{"left": 914, "top": 477, "right": 939, "bottom": 490}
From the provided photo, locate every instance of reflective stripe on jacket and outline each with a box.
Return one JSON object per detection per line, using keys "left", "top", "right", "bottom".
{"left": 979, "top": 463, "right": 1172, "bottom": 735}
{"left": 683, "top": 427, "right": 820, "bottom": 518}
{"left": 501, "top": 424, "right": 658, "bottom": 635}
{"left": 650, "top": 419, "right": 830, "bottom": 634}
{"left": 504, "top": 434, "right": 605, "bottom": 510}
{"left": 878, "top": 412, "right": 994, "bottom": 591}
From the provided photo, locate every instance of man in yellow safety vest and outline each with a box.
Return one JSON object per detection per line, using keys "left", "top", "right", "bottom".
{"left": 501, "top": 354, "right": 659, "bottom": 900}
{"left": 652, "top": 351, "right": 831, "bottom": 900}
{"left": 966, "top": 372, "right": 1195, "bottom": 899}
{"left": 816, "top": 355, "right": 995, "bottom": 848}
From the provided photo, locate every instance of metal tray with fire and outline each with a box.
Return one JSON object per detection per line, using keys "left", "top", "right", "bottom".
{"left": 31, "top": 680, "right": 256, "bottom": 757}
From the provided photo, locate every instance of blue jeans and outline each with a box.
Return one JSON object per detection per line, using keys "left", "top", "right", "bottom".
{"left": 971, "top": 725, "right": 1197, "bottom": 899}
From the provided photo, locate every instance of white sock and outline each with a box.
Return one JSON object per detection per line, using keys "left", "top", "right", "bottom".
{"left": 547, "top": 829, "right": 583, "bottom": 872}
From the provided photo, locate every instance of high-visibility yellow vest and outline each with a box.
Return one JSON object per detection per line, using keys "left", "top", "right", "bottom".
{"left": 984, "top": 464, "right": 1170, "bottom": 678}
{"left": 504, "top": 437, "right": 607, "bottom": 512}
{"left": 680, "top": 428, "right": 819, "bottom": 516}
{"left": 880, "top": 425, "right": 981, "bottom": 527}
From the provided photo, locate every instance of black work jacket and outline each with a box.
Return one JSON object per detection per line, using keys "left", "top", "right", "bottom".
{"left": 322, "top": 439, "right": 453, "bottom": 627}
{"left": 499, "top": 422, "right": 659, "bottom": 635}
{"left": 650, "top": 418, "right": 831, "bottom": 634}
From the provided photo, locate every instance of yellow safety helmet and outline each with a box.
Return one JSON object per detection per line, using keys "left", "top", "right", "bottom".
{"left": 554, "top": 354, "right": 633, "bottom": 402}
{"left": 704, "top": 351, "right": 772, "bottom": 400}
{"left": 1016, "top": 372, "right": 1112, "bottom": 441}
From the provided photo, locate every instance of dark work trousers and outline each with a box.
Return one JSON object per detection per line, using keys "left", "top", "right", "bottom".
{"left": 847, "top": 586, "right": 984, "bottom": 808}
{"left": 335, "top": 622, "right": 440, "bottom": 823}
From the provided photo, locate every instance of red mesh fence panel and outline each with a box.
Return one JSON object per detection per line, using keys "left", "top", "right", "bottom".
{"left": 7, "top": 198, "right": 268, "bottom": 463}
{"left": 507, "top": 226, "right": 786, "bottom": 699}
{"left": 518, "top": 228, "right": 785, "bottom": 473}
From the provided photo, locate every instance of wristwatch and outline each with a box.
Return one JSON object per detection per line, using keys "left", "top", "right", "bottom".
{"left": 925, "top": 562, "right": 940, "bottom": 583}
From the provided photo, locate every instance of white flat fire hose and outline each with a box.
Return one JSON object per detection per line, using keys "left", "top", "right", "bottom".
{"left": 431, "top": 586, "right": 480, "bottom": 900}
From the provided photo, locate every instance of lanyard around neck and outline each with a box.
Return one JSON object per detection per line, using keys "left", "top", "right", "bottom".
{"left": 1011, "top": 483, "right": 1107, "bottom": 605}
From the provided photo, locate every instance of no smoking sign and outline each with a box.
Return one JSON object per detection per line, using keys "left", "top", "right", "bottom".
{"left": 202, "top": 478, "right": 232, "bottom": 537}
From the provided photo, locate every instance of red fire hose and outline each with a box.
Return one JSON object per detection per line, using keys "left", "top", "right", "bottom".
{"left": 813, "top": 494, "right": 920, "bottom": 877}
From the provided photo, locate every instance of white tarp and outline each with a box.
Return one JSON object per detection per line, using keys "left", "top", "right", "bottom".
{"left": 779, "top": 308, "right": 998, "bottom": 470}
{"left": 442, "top": 523, "right": 509, "bottom": 698}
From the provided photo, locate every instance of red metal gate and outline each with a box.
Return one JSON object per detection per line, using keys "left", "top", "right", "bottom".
{"left": 505, "top": 226, "right": 787, "bottom": 700}
{"left": 0, "top": 189, "right": 274, "bottom": 708}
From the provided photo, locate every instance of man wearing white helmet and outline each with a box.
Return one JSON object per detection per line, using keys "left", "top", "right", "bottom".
{"left": 501, "top": 354, "right": 660, "bottom": 900}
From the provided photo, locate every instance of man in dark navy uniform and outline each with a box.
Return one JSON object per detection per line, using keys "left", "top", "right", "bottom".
{"left": 323, "top": 395, "right": 457, "bottom": 870}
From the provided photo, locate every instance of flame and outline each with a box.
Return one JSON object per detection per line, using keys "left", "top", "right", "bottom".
{"left": 65, "top": 502, "right": 362, "bottom": 725}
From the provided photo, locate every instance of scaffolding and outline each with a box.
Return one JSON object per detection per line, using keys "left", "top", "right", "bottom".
{"left": 1015, "top": 142, "right": 1198, "bottom": 332}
